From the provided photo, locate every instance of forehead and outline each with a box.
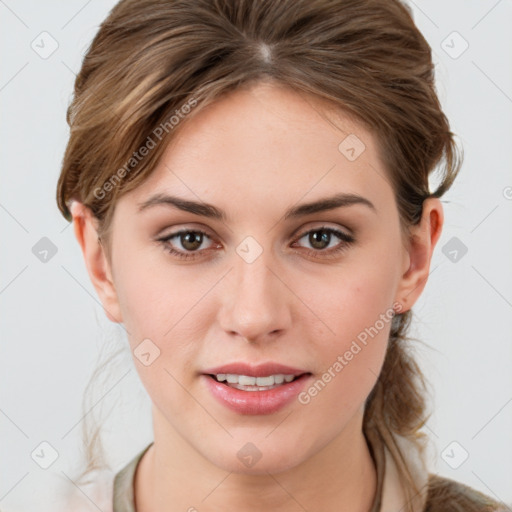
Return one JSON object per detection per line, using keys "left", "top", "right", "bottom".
{"left": 119, "top": 82, "right": 394, "bottom": 219}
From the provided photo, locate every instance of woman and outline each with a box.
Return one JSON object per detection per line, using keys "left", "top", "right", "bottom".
{"left": 56, "top": 0, "right": 507, "bottom": 510}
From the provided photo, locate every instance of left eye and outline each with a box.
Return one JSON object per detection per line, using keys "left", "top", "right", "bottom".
{"left": 294, "top": 227, "right": 354, "bottom": 252}
{"left": 157, "top": 226, "right": 355, "bottom": 260}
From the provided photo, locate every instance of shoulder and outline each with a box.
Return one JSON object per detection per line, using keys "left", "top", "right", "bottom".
{"left": 424, "top": 473, "right": 509, "bottom": 512}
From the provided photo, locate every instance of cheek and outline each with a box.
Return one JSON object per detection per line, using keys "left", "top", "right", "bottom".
{"left": 300, "top": 258, "right": 396, "bottom": 403}
{"left": 112, "top": 257, "right": 203, "bottom": 414}
{"left": 304, "top": 306, "right": 391, "bottom": 419}
{"left": 310, "top": 261, "right": 397, "bottom": 344}
{"left": 113, "top": 252, "right": 214, "bottom": 374}
{"left": 112, "top": 248, "right": 185, "bottom": 339}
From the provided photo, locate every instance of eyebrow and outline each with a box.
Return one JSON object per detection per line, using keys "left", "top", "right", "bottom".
{"left": 137, "top": 192, "right": 377, "bottom": 221}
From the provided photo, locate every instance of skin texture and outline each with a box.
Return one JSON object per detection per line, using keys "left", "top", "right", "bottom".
{"left": 71, "top": 81, "right": 443, "bottom": 511}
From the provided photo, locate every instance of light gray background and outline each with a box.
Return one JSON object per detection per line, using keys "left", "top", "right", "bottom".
{"left": 1, "top": 1, "right": 511, "bottom": 510}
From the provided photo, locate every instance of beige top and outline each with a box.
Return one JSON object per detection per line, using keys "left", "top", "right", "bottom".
{"left": 111, "top": 428, "right": 430, "bottom": 512}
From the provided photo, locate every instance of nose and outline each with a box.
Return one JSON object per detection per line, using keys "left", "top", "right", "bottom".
{"left": 218, "top": 249, "right": 292, "bottom": 344}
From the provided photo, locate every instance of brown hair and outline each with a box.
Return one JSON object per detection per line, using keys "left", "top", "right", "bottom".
{"left": 57, "top": 0, "right": 464, "bottom": 508}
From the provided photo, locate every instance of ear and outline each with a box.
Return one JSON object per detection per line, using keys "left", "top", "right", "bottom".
{"left": 394, "top": 197, "right": 444, "bottom": 314}
{"left": 70, "top": 201, "right": 123, "bottom": 323}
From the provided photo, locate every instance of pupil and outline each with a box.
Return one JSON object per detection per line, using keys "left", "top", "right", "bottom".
{"left": 182, "top": 232, "right": 202, "bottom": 250}
{"left": 310, "top": 230, "right": 330, "bottom": 249}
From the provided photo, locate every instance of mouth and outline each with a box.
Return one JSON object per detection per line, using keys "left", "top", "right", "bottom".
{"left": 200, "top": 362, "right": 313, "bottom": 415}
{"left": 206, "top": 372, "right": 308, "bottom": 392}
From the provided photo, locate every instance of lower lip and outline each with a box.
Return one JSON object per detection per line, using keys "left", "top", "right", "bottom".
{"left": 202, "top": 374, "right": 312, "bottom": 415}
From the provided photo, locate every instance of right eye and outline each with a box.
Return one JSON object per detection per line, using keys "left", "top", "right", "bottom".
{"left": 291, "top": 226, "right": 356, "bottom": 259}
{"left": 157, "top": 229, "right": 219, "bottom": 260}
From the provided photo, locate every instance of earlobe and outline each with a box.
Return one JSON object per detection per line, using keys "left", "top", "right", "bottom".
{"left": 70, "top": 201, "right": 123, "bottom": 324}
{"left": 394, "top": 198, "right": 444, "bottom": 313}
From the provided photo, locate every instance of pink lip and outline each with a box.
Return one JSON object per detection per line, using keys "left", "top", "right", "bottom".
{"left": 201, "top": 362, "right": 312, "bottom": 415}
{"left": 202, "top": 362, "right": 308, "bottom": 377}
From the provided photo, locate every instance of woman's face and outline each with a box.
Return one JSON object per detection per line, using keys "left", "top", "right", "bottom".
{"left": 81, "top": 81, "right": 441, "bottom": 474}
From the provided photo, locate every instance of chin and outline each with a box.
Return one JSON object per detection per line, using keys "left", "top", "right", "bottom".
{"left": 200, "top": 437, "right": 313, "bottom": 476}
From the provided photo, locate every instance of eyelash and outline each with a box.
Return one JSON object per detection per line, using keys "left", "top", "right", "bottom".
{"left": 156, "top": 226, "right": 355, "bottom": 261}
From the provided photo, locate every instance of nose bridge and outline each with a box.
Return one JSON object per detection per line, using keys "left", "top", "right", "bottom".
{"left": 219, "top": 244, "right": 291, "bottom": 341}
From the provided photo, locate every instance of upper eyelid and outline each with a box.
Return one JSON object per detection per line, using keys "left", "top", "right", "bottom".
{"left": 159, "top": 224, "right": 349, "bottom": 237}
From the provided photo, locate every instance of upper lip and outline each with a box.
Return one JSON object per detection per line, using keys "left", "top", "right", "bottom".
{"left": 202, "top": 362, "right": 309, "bottom": 377}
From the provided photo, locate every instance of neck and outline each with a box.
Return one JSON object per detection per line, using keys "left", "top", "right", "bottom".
{"left": 135, "top": 407, "right": 377, "bottom": 512}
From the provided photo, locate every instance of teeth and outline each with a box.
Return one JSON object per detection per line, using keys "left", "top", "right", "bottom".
{"left": 254, "top": 375, "right": 273, "bottom": 386}
{"left": 274, "top": 374, "right": 285, "bottom": 384}
{"left": 239, "top": 375, "right": 257, "bottom": 386}
{"left": 214, "top": 373, "right": 298, "bottom": 386}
